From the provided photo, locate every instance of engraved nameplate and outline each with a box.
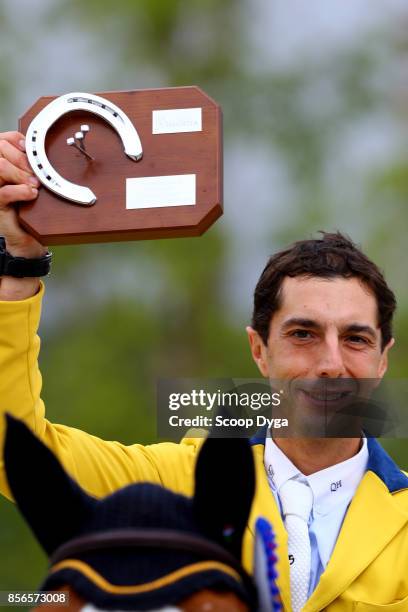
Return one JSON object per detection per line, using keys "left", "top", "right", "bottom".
{"left": 152, "top": 108, "right": 202, "bottom": 134}
{"left": 126, "top": 174, "right": 196, "bottom": 209}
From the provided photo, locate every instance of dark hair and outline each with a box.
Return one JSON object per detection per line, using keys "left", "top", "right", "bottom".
{"left": 252, "top": 232, "right": 396, "bottom": 351}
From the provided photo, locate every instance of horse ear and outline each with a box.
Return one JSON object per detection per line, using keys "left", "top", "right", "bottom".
{"left": 4, "top": 414, "right": 96, "bottom": 556}
{"left": 193, "top": 436, "right": 255, "bottom": 560}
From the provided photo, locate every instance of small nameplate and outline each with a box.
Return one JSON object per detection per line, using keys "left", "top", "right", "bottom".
{"left": 126, "top": 174, "right": 196, "bottom": 209}
{"left": 152, "top": 108, "right": 202, "bottom": 134}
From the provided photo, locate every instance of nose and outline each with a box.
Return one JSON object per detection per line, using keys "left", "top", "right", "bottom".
{"left": 315, "top": 335, "right": 346, "bottom": 378}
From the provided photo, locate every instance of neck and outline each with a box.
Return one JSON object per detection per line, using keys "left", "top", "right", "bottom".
{"left": 272, "top": 437, "right": 362, "bottom": 476}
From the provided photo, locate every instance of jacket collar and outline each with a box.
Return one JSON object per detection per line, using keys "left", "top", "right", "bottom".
{"left": 366, "top": 436, "right": 408, "bottom": 492}
{"left": 247, "top": 442, "right": 291, "bottom": 612}
{"left": 250, "top": 426, "right": 408, "bottom": 493}
{"left": 306, "top": 469, "right": 408, "bottom": 612}
{"left": 249, "top": 429, "right": 408, "bottom": 611}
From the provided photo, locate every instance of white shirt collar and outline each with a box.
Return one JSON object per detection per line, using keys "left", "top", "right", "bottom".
{"left": 264, "top": 433, "right": 369, "bottom": 517}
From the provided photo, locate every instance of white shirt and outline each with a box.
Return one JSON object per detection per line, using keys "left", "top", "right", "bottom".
{"left": 264, "top": 433, "right": 369, "bottom": 596}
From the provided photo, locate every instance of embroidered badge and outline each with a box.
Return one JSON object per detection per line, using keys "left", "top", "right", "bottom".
{"left": 330, "top": 480, "right": 342, "bottom": 492}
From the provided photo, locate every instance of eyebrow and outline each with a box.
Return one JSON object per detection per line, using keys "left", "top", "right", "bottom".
{"left": 281, "top": 318, "right": 378, "bottom": 339}
{"left": 281, "top": 318, "right": 322, "bottom": 331}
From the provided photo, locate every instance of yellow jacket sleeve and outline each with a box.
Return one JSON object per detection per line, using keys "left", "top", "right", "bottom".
{"left": 0, "top": 284, "right": 198, "bottom": 500}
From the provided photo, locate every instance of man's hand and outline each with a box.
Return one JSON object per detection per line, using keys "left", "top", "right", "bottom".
{"left": 0, "top": 131, "right": 48, "bottom": 300}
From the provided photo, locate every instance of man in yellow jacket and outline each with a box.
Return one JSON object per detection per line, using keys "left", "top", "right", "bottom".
{"left": 0, "top": 130, "right": 407, "bottom": 611}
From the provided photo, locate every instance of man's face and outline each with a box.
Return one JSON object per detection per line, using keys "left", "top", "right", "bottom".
{"left": 247, "top": 275, "right": 394, "bottom": 381}
{"left": 247, "top": 276, "right": 394, "bottom": 431}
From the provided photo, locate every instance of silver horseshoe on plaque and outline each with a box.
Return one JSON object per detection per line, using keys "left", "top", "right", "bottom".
{"left": 26, "top": 92, "right": 143, "bottom": 206}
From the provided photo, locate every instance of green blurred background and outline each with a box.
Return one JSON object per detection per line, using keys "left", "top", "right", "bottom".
{"left": 0, "top": 0, "right": 408, "bottom": 594}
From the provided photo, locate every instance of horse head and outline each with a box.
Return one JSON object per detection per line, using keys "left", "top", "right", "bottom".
{"left": 4, "top": 415, "right": 281, "bottom": 610}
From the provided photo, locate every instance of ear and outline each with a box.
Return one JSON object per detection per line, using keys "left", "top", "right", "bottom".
{"left": 193, "top": 436, "right": 255, "bottom": 560}
{"left": 377, "top": 337, "right": 394, "bottom": 379}
{"left": 246, "top": 326, "right": 269, "bottom": 377}
{"left": 4, "top": 414, "right": 96, "bottom": 556}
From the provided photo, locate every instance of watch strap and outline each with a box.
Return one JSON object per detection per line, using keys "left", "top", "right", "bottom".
{"left": 0, "top": 237, "right": 52, "bottom": 278}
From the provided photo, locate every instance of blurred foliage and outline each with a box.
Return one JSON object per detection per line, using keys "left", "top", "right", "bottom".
{"left": 0, "top": 6, "right": 16, "bottom": 124}
{"left": 51, "top": 0, "right": 242, "bottom": 83}
{"left": 1, "top": 0, "right": 408, "bottom": 596}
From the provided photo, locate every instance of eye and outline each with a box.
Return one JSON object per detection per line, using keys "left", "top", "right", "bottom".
{"left": 347, "top": 335, "right": 369, "bottom": 345}
{"left": 291, "top": 329, "right": 313, "bottom": 339}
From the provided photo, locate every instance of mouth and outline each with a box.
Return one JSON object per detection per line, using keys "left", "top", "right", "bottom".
{"left": 275, "top": 380, "right": 370, "bottom": 436}
{"left": 290, "top": 381, "right": 359, "bottom": 411}
{"left": 298, "top": 388, "right": 353, "bottom": 405}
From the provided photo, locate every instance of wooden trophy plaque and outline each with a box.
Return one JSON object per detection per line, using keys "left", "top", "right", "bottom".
{"left": 18, "top": 87, "right": 222, "bottom": 245}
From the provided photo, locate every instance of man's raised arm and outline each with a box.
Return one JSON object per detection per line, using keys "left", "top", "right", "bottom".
{"left": 0, "top": 131, "right": 196, "bottom": 501}
{"left": 0, "top": 131, "right": 45, "bottom": 300}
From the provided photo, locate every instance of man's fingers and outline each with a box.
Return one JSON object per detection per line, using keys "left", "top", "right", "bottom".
{"left": 0, "top": 139, "right": 33, "bottom": 175}
{"left": 0, "top": 131, "right": 26, "bottom": 152}
{"left": 0, "top": 184, "right": 45, "bottom": 257}
{"left": 0, "top": 184, "right": 38, "bottom": 245}
{"left": 0, "top": 133, "right": 40, "bottom": 192}
{"left": 0, "top": 157, "right": 40, "bottom": 189}
{"left": 0, "top": 183, "right": 38, "bottom": 208}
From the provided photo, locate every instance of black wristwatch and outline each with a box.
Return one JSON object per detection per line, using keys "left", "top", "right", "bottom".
{"left": 0, "top": 237, "right": 52, "bottom": 278}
